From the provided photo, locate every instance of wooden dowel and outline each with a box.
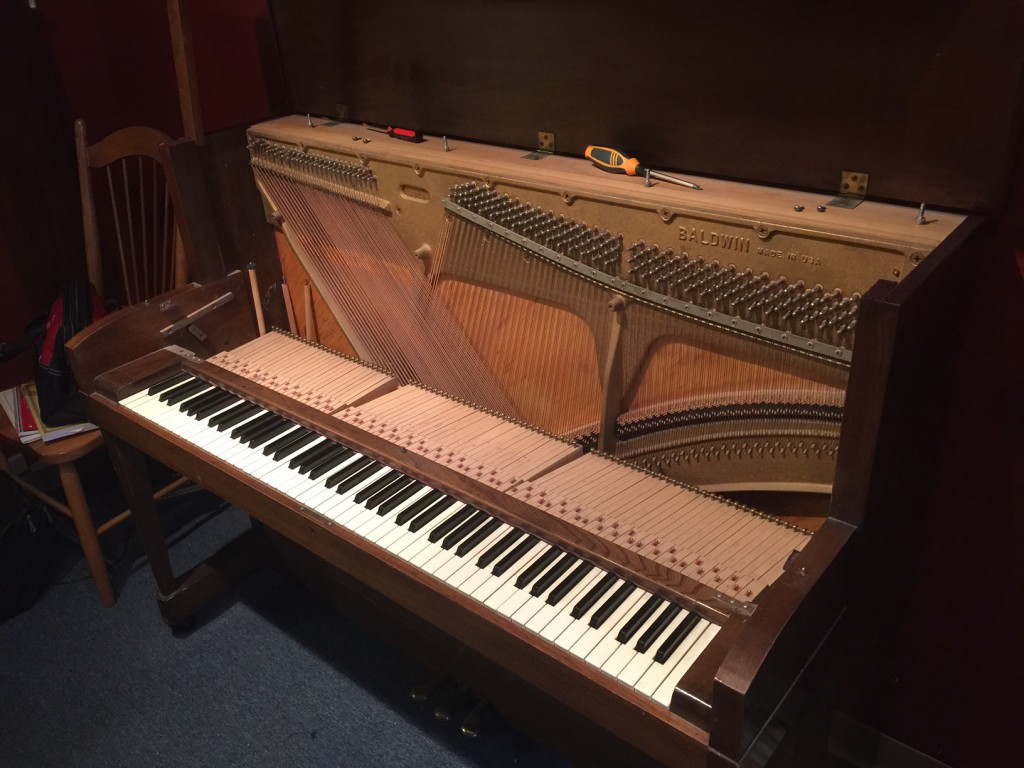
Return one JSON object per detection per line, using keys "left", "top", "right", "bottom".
{"left": 304, "top": 280, "right": 316, "bottom": 342}
{"left": 247, "top": 262, "right": 266, "bottom": 336}
{"left": 281, "top": 275, "right": 298, "bottom": 334}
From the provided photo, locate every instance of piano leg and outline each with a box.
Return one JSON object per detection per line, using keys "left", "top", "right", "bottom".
{"left": 104, "top": 433, "right": 270, "bottom": 629}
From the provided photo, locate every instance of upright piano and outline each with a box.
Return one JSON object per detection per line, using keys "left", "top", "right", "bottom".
{"left": 66, "top": 3, "right": 1024, "bottom": 767}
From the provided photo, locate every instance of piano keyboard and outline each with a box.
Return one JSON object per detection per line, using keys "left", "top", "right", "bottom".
{"left": 206, "top": 332, "right": 808, "bottom": 601}
{"left": 119, "top": 371, "right": 722, "bottom": 708}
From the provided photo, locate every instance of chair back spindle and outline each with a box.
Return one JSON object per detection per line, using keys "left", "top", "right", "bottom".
{"left": 75, "top": 119, "right": 187, "bottom": 306}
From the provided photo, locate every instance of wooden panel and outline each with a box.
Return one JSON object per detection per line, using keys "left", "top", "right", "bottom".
{"left": 277, "top": 229, "right": 357, "bottom": 354}
{"left": 833, "top": 214, "right": 1024, "bottom": 765}
{"left": 269, "top": 0, "right": 1024, "bottom": 213}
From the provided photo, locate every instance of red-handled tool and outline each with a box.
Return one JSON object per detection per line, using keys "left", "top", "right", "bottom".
{"left": 367, "top": 125, "right": 424, "bottom": 143}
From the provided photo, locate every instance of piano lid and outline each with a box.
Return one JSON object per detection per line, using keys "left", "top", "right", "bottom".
{"left": 267, "top": 0, "right": 1024, "bottom": 215}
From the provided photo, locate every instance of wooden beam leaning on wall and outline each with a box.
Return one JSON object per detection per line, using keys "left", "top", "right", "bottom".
{"left": 167, "top": 0, "right": 203, "bottom": 145}
{"left": 161, "top": 139, "right": 227, "bottom": 284}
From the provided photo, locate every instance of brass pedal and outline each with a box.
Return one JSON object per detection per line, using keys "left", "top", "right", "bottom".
{"left": 433, "top": 683, "right": 470, "bottom": 722}
{"left": 409, "top": 672, "right": 449, "bottom": 703}
{"left": 460, "top": 698, "right": 491, "bottom": 738}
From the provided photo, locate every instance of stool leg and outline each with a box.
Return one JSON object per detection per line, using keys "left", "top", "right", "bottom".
{"left": 59, "top": 462, "right": 115, "bottom": 607}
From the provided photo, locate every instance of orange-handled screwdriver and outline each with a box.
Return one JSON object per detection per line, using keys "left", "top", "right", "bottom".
{"left": 585, "top": 145, "right": 702, "bottom": 190}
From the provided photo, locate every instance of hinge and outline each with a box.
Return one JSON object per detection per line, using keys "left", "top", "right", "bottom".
{"left": 828, "top": 171, "right": 870, "bottom": 209}
{"left": 523, "top": 131, "right": 555, "bottom": 160}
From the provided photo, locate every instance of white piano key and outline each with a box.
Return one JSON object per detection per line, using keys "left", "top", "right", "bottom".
{"left": 525, "top": 568, "right": 604, "bottom": 636}
{"left": 470, "top": 541, "right": 549, "bottom": 604}
{"left": 585, "top": 593, "right": 662, "bottom": 671}
{"left": 651, "top": 624, "right": 720, "bottom": 706}
{"left": 601, "top": 604, "right": 671, "bottom": 679}
{"left": 569, "top": 589, "right": 648, "bottom": 660}
{"left": 634, "top": 619, "right": 715, "bottom": 699}
{"left": 550, "top": 578, "right": 623, "bottom": 651}
{"left": 427, "top": 523, "right": 513, "bottom": 581}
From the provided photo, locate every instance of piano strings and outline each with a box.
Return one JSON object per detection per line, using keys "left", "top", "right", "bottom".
{"left": 432, "top": 208, "right": 611, "bottom": 437}
{"left": 254, "top": 166, "right": 519, "bottom": 418}
{"left": 249, "top": 133, "right": 851, "bottom": 499}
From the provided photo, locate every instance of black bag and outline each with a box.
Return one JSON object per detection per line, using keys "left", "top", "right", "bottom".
{"left": 34, "top": 279, "right": 106, "bottom": 426}
{"left": 0, "top": 472, "right": 55, "bottom": 619}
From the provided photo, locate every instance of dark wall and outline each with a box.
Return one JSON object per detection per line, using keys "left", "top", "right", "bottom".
{"left": 0, "top": 0, "right": 84, "bottom": 389}
{"left": 271, "top": 0, "right": 1024, "bottom": 214}
{"left": 839, "top": 129, "right": 1024, "bottom": 768}
{"left": 0, "top": 0, "right": 277, "bottom": 389}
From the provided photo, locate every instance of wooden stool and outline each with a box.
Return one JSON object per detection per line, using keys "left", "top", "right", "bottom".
{"left": 0, "top": 409, "right": 126, "bottom": 607}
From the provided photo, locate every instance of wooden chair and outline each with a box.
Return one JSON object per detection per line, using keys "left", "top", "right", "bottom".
{"left": 75, "top": 118, "right": 188, "bottom": 304}
{"left": 0, "top": 416, "right": 118, "bottom": 605}
{"left": 0, "top": 121, "right": 193, "bottom": 607}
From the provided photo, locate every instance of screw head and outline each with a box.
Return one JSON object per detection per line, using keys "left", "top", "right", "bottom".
{"left": 794, "top": 204, "right": 805, "bottom": 212}
{"left": 817, "top": 205, "right": 827, "bottom": 212}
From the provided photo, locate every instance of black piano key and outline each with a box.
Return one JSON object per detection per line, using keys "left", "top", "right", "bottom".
{"left": 211, "top": 402, "right": 260, "bottom": 430}
{"left": 377, "top": 481, "right": 428, "bottom": 515}
{"left": 513, "top": 545, "right": 562, "bottom": 590}
{"left": 162, "top": 379, "right": 210, "bottom": 405}
{"left": 179, "top": 387, "right": 226, "bottom": 415}
{"left": 335, "top": 461, "right": 386, "bottom": 494}
{"left": 270, "top": 429, "right": 319, "bottom": 460}
{"left": 155, "top": 375, "right": 197, "bottom": 401}
{"left": 246, "top": 418, "right": 295, "bottom": 448}
{"left": 455, "top": 518, "right": 503, "bottom": 558}
{"left": 230, "top": 411, "right": 279, "bottom": 440}
{"left": 477, "top": 529, "right": 525, "bottom": 569}
{"left": 616, "top": 595, "right": 665, "bottom": 644}
{"left": 529, "top": 552, "right": 578, "bottom": 597}
{"left": 589, "top": 583, "right": 636, "bottom": 629}
{"left": 546, "top": 561, "right": 594, "bottom": 606}
{"left": 409, "top": 500, "right": 465, "bottom": 534}
{"left": 437, "top": 508, "right": 487, "bottom": 547}
{"left": 193, "top": 392, "right": 242, "bottom": 419}
{"left": 491, "top": 536, "right": 539, "bottom": 577}
{"left": 394, "top": 489, "right": 446, "bottom": 525}
{"left": 439, "top": 509, "right": 490, "bottom": 548}
{"left": 262, "top": 426, "right": 306, "bottom": 456}
{"left": 570, "top": 572, "right": 619, "bottom": 620}
{"left": 233, "top": 414, "right": 286, "bottom": 445}
{"left": 308, "top": 448, "right": 355, "bottom": 480}
{"left": 634, "top": 604, "right": 683, "bottom": 653}
{"left": 354, "top": 469, "right": 405, "bottom": 505}
{"left": 180, "top": 386, "right": 230, "bottom": 413}
{"left": 653, "top": 612, "right": 702, "bottom": 664}
{"left": 298, "top": 443, "right": 348, "bottom": 474}
{"left": 323, "top": 455, "right": 374, "bottom": 487}
{"left": 367, "top": 476, "right": 418, "bottom": 510}
{"left": 147, "top": 371, "right": 190, "bottom": 396}
{"left": 301, "top": 441, "right": 349, "bottom": 472}
{"left": 288, "top": 439, "right": 335, "bottom": 470}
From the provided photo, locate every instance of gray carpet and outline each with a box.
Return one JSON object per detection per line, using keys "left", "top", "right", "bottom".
{"left": 0, "top": 469, "right": 571, "bottom": 768}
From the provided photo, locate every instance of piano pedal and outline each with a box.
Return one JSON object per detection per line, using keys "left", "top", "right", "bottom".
{"left": 433, "top": 683, "right": 471, "bottom": 722}
{"left": 409, "top": 672, "right": 450, "bottom": 703}
{"left": 459, "top": 698, "right": 491, "bottom": 738}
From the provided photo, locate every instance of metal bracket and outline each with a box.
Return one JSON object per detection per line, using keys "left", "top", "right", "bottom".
{"left": 523, "top": 131, "right": 555, "bottom": 160}
{"left": 828, "top": 171, "right": 870, "bottom": 209}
